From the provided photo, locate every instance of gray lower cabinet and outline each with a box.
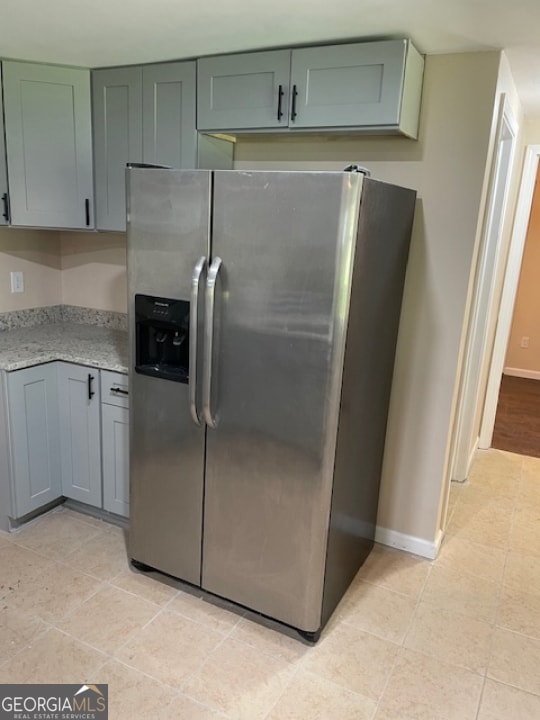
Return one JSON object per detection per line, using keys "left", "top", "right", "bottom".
{"left": 93, "top": 61, "right": 197, "bottom": 232}
{"left": 197, "top": 39, "right": 424, "bottom": 138}
{"left": 2, "top": 61, "right": 94, "bottom": 229}
{"left": 101, "top": 370, "right": 129, "bottom": 517}
{"left": 58, "top": 362, "right": 102, "bottom": 508}
{"left": 0, "top": 67, "right": 8, "bottom": 226}
{"left": 1, "top": 362, "right": 130, "bottom": 526}
{"left": 5, "top": 364, "right": 62, "bottom": 519}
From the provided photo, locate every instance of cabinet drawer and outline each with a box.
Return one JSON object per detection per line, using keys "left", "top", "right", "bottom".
{"left": 101, "top": 370, "right": 129, "bottom": 408}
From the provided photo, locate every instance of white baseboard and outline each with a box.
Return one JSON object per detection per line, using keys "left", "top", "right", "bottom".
{"left": 375, "top": 526, "right": 443, "bottom": 560}
{"left": 504, "top": 367, "right": 540, "bottom": 380}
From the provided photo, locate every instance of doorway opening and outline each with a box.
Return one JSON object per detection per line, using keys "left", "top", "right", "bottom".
{"left": 479, "top": 144, "right": 540, "bottom": 452}
{"left": 484, "top": 159, "right": 540, "bottom": 457}
{"left": 450, "top": 96, "right": 518, "bottom": 484}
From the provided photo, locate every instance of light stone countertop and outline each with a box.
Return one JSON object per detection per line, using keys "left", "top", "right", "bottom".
{"left": 0, "top": 322, "right": 129, "bottom": 373}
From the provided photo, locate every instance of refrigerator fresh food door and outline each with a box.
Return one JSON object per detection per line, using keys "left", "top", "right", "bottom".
{"left": 127, "top": 168, "right": 210, "bottom": 585}
{"left": 202, "top": 170, "right": 363, "bottom": 632}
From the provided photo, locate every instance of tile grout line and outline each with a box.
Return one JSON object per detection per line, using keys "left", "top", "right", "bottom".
{"left": 3, "top": 449, "right": 539, "bottom": 716}
{"left": 469, "top": 452, "right": 525, "bottom": 711}
{"left": 474, "top": 675, "right": 488, "bottom": 720}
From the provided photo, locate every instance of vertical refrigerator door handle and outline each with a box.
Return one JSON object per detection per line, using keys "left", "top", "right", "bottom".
{"left": 202, "top": 256, "right": 222, "bottom": 429}
{"left": 189, "top": 256, "right": 207, "bottom": 426}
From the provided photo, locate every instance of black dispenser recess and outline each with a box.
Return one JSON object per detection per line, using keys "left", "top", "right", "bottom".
{"left": 135, "top": 294, "right": 190, "bottom": 383}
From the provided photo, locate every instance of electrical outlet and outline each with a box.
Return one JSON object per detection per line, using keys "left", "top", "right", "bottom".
{"left": 521, "top": 336, "right": 530, "bottom": 349}
{"left": 10, "top": 271, "right": 24, "bottom": 293}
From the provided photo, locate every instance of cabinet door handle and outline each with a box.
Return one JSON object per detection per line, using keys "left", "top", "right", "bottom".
{"left": 85, "top": 198, "right": 90, "bottom": 227}
{"left": 277, "top": 84, "right": 284, "bottom": 120}
{"left": 2, "top": 193, "right": 9, "bottom": 222}
{"left": 111, "top": 386, "right": 128, "bottom": 396}
{"left": 290, "top": 84, "right": 298, "bottom": 122}
{"left": 202, "top": 256, "right": 222, "bottom": 429}
{"left": 88, "top": 374, "right": 95, "bottom": 401}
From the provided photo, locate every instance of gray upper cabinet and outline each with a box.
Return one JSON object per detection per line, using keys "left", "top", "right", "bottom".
{"left": 6, "top": 364, "right": 62, "bottom": 519}
{"left": 93, "top": 61, "right": 197, "bottom": 232}
{"left": 0, "top": 68, "right": 8, "bottom": 226}
{"left": 290, "top": 40, "right": 422, "bottom": 134}
{"left": 197, "top": 40, "right": 424, "bottom": 138}
{"left": 142, "top": 62, "right": 197, "bottom": 168}
{"left": 197, "top": 50, "right": 290, "bottom": 130}
{"left": 2, "top": 61, "right": 94, "bottom": 228}
{"left": 58, "top": 362, "right": 102, "bottom": 508}
{"left": 93, "top": 66, "right": 143, "bottom": 232}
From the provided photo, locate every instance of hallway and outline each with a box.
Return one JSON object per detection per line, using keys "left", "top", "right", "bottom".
{"left": 492, "top": 375, "right": 540, "bottom": 457}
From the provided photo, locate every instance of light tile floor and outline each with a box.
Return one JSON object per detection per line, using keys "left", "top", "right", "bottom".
{"left": 1, "top": 449, "right": 540, "bottom": 718}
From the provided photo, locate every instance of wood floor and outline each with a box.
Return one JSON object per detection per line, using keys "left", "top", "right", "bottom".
{"left": 492, "top": 374, "right": 540, "bottom": 457}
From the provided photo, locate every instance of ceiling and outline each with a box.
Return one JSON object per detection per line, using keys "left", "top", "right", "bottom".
{"left": 1, "top": 0, "right": 540, "bottom": 115}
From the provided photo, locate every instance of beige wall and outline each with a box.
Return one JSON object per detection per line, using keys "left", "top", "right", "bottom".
{"left": 505, "top": 167, "right": 540, "bottom": 372}
{"left": 0, "top": 51, "right": 509, "bottom": 550}
{"left": 235, "top": 51, "right": 501, "bottom": 547}
{"left": 503, "top": 113, "right": 540, "bottom": 374}
{"left": 0, "top": 229, "right": 127, "bottom": 314}
{"left": 524, "top": 114, "right": 540, "bottom": 145}
{"left": 0, "top": 227, "right": 61, "bottom": 311}
{"left": 60, "top": 232, "right": 127, "bottom": 313}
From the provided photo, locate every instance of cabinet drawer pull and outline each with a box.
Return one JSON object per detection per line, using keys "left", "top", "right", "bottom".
{"left": 2, "top": 193, "right": 9, "bottom": 222}
{"left": 85, "top": 198, "right": 90, "bottom": 226}
{"left": 88, "top": 374, "right": 95, "bottom": 400}
{"left": 111, "top": 386, "right": 129, "bottom": 396}
{"left": 277, "top": 84, "right": 284, "bottom": 120}
{"left": 290, "top": 84, "right": 298, "bottom": 122}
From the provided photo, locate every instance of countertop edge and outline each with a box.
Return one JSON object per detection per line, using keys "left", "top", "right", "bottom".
{"left": 2, "top": 354, "right": 129, "bottom": 374}
{"left": 0, "top": 323, "right": 129, "bottom": 375}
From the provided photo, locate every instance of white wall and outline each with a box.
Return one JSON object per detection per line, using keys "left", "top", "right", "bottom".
{"left": 235, "top": 51, "right": 501, "bottom": 551}
{"left": 0, "top": 227, "right": 61, "bottom": 312}
{"left": 524, "top": 114, "right": 540, "bottom": 144}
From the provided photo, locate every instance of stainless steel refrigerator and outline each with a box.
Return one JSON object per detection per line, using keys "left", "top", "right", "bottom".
{"left": 127, "top": 167, "right": 416, "bottom": 640}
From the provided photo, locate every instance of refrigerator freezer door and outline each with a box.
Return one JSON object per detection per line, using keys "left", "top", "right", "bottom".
{"left": 127, "top": 168, "right": 210, "bottom": 584}
{"left": 202, "top": 170, "right": 363, "bottom": 632}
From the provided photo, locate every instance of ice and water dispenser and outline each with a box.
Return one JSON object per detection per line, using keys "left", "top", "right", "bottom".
{"left": 135, "top": 294, "right": 190, "bottom": 383}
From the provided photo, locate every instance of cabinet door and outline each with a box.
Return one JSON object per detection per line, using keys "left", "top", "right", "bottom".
{"left": 102, "top": 403, "right": 129, "bottom": 517}
{"left": 290, "top": 40, "right": 408, "bottom": 129}
{"left": 7, "top": 364, "right": 61, "bottom": 518}
{"left": 143, "top": 61, "right": 197, "bottom": 169}
{"left": 93, "top": 66, "right": 143, "bottom": 232}
{"left": 58, "top": 363, "right": 102, "bottom": 508}
{"left": 3, "top": 61, "right": 94, "bottom": 228}
{"left": 197, "top": 50, "right": 290, "bottom": 130}
{"left": 0, "top": 68, "right": 8, "bottom": 226}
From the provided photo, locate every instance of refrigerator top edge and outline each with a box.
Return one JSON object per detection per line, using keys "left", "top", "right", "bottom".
{"left": 126, "top": 167, "right": 364, "bottom": 177}
{"left": 125, "top": 166, "right": 416, "bottom": 196}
